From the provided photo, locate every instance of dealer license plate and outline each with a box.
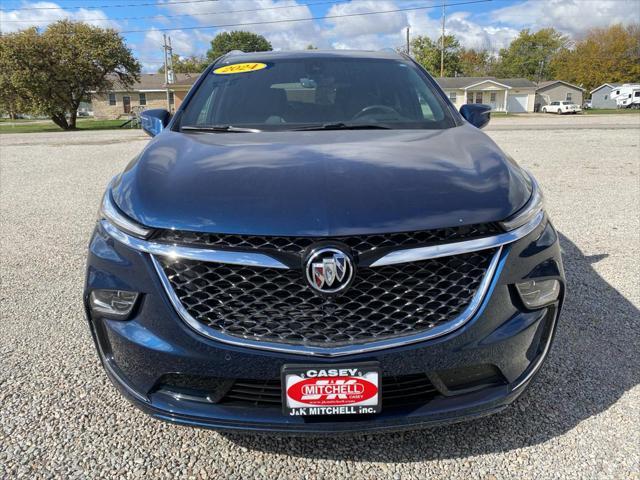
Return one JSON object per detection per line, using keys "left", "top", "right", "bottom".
{"left": 282, "top": 362, "right": 381, "bottom": 417}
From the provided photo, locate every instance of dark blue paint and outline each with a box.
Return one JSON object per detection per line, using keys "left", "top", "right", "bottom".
{"left": 460, "top": 104, "right": 492, "bottom": 129}
{"left": 111, "top": 125, "right": 531, "bottom": 236}
{"left": 140, "top": 109, "right": 171, "bottom": 137}
{"left": 85, "top": 50, "right": 566, "bottom": 433}
{"left": 85, "top": 217, "right": 565, "bottom": 432}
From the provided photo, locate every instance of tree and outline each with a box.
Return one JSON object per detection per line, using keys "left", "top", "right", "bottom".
{"left": 158, "top": 54, "right": 208, "bottom": 74}
{"left": 551, "top": 24, "right": 640, "bottom": 93}
{"left": 493, "top": 28, "right": 569, "bottom": 81}
{"left": 306, "top": 44, "right": 318, "bottom": 50}
{"left": 458, "top": 48, "right": 496, "bottom": 77}
{"left": 206, "top": 31, "right": 272, "bottom": 62}
{"left": 0, "top": 21, "right": 139, "bottom": 129}
{"left": 411, "top": 34, "right": 461, "bottom": 77}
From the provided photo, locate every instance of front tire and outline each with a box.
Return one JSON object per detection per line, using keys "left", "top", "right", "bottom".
{"left": 542, "top": 107, "right": 547, "bottom": 113}
{"left": 556, "top": 108, "right": 562, "bottom": 114}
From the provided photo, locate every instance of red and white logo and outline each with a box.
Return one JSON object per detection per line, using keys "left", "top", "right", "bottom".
{"left": 287, "top": 376, "right": 378, "bottom": 406}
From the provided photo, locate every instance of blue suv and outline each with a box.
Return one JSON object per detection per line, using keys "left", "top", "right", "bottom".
{"left": 84, "top": 50, "right": 565, "bottom": 433}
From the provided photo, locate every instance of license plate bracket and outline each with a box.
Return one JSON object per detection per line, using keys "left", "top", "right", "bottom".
{"left": 281, "top": 362, "right": 381, "bottom": 417}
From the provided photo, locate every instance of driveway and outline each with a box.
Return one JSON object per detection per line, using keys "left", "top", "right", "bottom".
{"left": 1, "top": 116, "right": 638, "bottom": 479}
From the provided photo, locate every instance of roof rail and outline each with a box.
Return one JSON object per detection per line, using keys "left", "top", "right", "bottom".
{"left": 227, "top": 50, "right": 244, "bottom": 55}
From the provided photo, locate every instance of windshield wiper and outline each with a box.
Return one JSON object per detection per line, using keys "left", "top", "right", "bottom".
{"left": 293, "top": 122, "right": 392, "bottom": 131}
{"left": 181, "top": 125, "right": 262, "bottom": 133}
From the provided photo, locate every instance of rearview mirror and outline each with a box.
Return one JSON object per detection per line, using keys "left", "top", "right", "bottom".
{"left": 460, "top": 104, "right": 492, "bottom": 129}
{"left": 140, "top": 109, "right": 171, "bottom": 137}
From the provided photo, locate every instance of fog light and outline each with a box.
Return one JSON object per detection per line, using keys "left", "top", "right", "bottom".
{"left": 89, "top": 289, "right": 139, "bottom": 319}
{"left": 516, "top": 279, "right": 560, "bottom": 309}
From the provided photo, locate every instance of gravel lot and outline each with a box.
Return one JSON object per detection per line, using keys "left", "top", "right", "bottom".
{"left": 1, "top": 115, "right": 639, "bottom": 479}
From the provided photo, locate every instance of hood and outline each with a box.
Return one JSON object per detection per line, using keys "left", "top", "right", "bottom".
{"left": 112, "top": 125, "right": 531, "bottom": 236}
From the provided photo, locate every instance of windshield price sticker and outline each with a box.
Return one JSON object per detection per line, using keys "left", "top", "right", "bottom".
{"left": 213, "top": 63, "right": 268, "bottom": 75}
{"left": 282, "top": 363, "right": 381, "bottom": 416}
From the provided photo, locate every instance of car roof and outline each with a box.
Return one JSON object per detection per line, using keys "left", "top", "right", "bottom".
{"left": 223, "top": 49, "right": 406, "bottom": 62}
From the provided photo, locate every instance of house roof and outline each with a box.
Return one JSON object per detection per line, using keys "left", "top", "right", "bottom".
{"left": 537, "top": 80, "right": 585, "bottom": 91}
{"left": 109, "top": 73, "right": 200, "bottom": 91}
{"left": 590, "top": 82, "right": 624, "bottom": 94}
{"left": 435, "top": 77, "right": 537, "bottom": 89}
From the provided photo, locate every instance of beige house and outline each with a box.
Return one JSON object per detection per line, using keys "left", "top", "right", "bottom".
{"left": 535, "top": 80, "right": 584, "bottom": 109}
{"left": 435, "top": 77, "right": 538, "bottom": 113}
{"left": 91, "top": 73, "right": 199, "bottom": 119}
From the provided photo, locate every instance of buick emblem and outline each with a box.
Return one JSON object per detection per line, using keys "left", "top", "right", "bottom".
{"left": 305, "top": 248, "right": 354, "bottom": 294}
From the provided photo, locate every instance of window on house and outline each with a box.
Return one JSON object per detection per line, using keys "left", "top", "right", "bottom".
{"left": 490, "top": 92, "right": 496, "bottom": 102}
{"left": 604, "top": 95, "right": 608, "bottom": 100}
{"left": 139, "top": 93, "right": 146, "bottom": 105}
{"left": 108, "top": 93, "right": 116, "bottom": 106}
{"left": 475, "top": 92, "right": 483, "bottom": 104}
{"left": 169, "top": 91, "right": 175, "bottom": 104}
{"left": 566, "top": 92, "right": 572, "bottom": 102}
{"left": 449, "top": 92, "right": 457, "bottom": 103}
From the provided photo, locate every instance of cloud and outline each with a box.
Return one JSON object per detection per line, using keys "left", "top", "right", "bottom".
{"left": 160, "top": 0, "right": 324, "bottom": 50}
{"left": 321, "top": 1, "right": 519, "bottom": 53}
{"left": 324, "top": 1, "right": 408, "bottom": 39}
{"left": 445, "top": 12, "right": 519, "bottom": 52}
{"left": 0, "top": 1, "right": 117, "bottom": 33}
{"left": 492, "top": 0, "right": 639, "bottom": 38}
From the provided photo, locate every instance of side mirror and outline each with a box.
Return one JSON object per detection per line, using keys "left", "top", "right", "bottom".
{"left": 460, "top": 104, "right": 492, "bottom": 129}
{"left": 140, "top": 109, "right": 171, "bottom": 137}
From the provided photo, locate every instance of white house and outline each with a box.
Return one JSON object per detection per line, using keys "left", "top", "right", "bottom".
{"left": 435, "top": 77, "right": 538, "bottom": 113}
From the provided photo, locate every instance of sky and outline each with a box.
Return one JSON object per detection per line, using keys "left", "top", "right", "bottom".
{"left": 1, "top": 0, "right": 638, "bottom": 72}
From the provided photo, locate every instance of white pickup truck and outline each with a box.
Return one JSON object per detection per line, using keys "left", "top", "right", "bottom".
{"left": 542, "top": 101, "right": 582, "bottom": 114}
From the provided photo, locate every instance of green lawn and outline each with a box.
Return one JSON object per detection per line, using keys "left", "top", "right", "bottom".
{"left": 583, "top": 108, "right": 640, "bottom": 114}
{"left": 0, "top": 119, "right": 136, "bottom": 134}
{"left": 0, "top": 117, "right": 48, "bottom": 123}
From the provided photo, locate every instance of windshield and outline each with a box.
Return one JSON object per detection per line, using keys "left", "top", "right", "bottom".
{"left": 179, "top": 56, "right": 457, "bottom": 131}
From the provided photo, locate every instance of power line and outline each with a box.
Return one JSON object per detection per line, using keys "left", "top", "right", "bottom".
{"left": 0, "top": 0, "right": 217, "bottom": 11}
{"left": 1, "top": 0, "right": 348, "bottom": 23}
{"left": 117, "top": 0, "right": 493, "bottom": 35}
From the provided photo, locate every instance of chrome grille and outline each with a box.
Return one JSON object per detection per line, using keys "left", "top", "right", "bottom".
{"left": 154, "top": 223, "right": 501, "bottom": 256}
{"left": 157, "top": 249, "right": 496, "bottom": 347}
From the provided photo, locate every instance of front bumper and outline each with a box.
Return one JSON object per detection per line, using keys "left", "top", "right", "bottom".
{"left": 84, "top": 217, "right": 565, "bottom": 434}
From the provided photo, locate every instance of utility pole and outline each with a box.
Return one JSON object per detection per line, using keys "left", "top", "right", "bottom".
{"left": 440, "top": 3, "right": 445, "bottom": 77}
{"left": 162, "top": 34, "right": 174, "bottom": 111}
{"left": 406, "top": 26, "right": 410, "bottom": 55}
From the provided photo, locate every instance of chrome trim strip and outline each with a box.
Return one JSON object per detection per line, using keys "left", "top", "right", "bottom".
{"left": 151, "top": 246, "right": 504, "bottom": 357}
{"left": 101, "top": 220, "right": 289, "bottom": 269}
{"left": 370, "top": 210, "right": 544, "bottom": 267}
{"left": 511, "top": 313, "right": 557, "bottom": 390}
{"left": 101, "top": 192, "right": 152, "bottom": 239}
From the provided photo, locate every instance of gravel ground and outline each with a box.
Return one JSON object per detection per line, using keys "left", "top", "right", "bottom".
{"left": 1, "top": 115, "right": 639, "bottom": 479}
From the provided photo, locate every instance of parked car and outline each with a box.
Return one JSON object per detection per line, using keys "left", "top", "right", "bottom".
{"left": 85, "top": 50, "right": 565, "bottom": 434}
{"left": 583, "top": 99, "right": 592, "bottom": 109}
{"left": 542, "top": 101, "right": 582, "bottom": 114}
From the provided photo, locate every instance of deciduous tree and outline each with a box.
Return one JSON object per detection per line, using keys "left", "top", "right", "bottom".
{"left": 493, "top": 28, "right": 569, "bottom": 81}
{"left": 411, "top": 34, "right": 461, "bottom": 77}
{"left": 158, "top": 54, "right": 208, "bottom": 74}
{"left": 206, "top": 31, "right": 272, "bottom": 62}
{"left": 551, "top": 24, "right": 640, "bottom": 92}
{"left": 0, "top": 21, "right": 140, "bottom": 129}
{"left": 458, "top": 48, "right": 496, "bottom": 77}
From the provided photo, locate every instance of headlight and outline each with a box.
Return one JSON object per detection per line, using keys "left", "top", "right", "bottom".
{"left": 499, "top": 172, "right": 544, "bottom": 231}
{"left": 100, "top": 190, "right": 152, "bottom": 239}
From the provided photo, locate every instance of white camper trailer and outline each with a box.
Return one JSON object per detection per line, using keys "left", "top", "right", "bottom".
{"left": 609, "top": 84, "right": 640, "bottom": 109}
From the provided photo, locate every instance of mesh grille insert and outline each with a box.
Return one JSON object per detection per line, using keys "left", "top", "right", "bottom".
{"left": 219, "top": 374, "right": 438, "bottom": 409}
{"left": 158, "top": 249, "right": 496, "bottom": 347}
{"left": 154, "top": 224, "right": 501, "bottom": 257}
